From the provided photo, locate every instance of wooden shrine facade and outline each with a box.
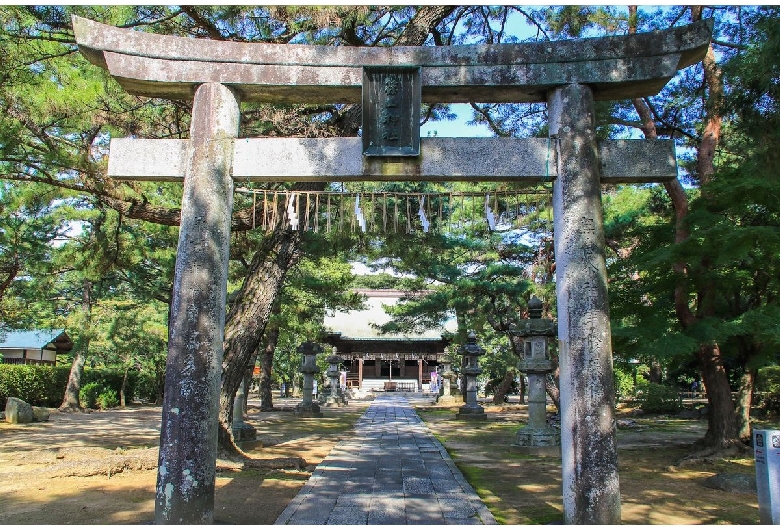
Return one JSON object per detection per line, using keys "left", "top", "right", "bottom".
{"left": 321, "top": 289, "right": 454, "bottom": 391}
{"left": 322, "top": 335, "right": 449, "bottom": 390}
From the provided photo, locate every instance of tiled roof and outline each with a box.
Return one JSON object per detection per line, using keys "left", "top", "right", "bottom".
{"left": 0, "top": 329, "right": 67, "bottom": 350}
{"left": 324, "top": 290, "right": 456, "bottom": 340}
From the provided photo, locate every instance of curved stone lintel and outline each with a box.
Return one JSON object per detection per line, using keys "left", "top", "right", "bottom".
{"left": 104, "top": 52, "right": 682, "bottom": 103}
{"left": 73, "top": 16, "right": 713, "bottom": 104}
{"left": 73, "top": 16, "right": 712, "bottom": 69}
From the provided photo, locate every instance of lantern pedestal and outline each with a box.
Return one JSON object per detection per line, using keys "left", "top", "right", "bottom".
{"left": 436, "top": 352, "right": 462, "bottom": 406}
{"left": 454, "top": 332, "right": 487, "bottom": 420}
{"left": 512, "top": 358, "right": 560, "bottom": 456}
{"left": 232, "top": 379, "right": 257, "bottom": 441}
{"left": 324, "top": 354, "right": 347, "bottom": 407}
{"left": 294, "top": 342, "right": 323, "bottom": 418}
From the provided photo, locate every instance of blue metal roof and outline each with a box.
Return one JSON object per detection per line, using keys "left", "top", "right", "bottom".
{"left": 0, "top": 329, "right": 66, "bottom": 350}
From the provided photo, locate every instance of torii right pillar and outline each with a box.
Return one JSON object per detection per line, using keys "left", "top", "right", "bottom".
{"left": 550, "top": 83, "right": 620, "bottom": 525}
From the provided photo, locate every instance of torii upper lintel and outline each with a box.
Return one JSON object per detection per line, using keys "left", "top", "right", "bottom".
{"left": 72, "top": 16, "right": 713, "bottom": 104}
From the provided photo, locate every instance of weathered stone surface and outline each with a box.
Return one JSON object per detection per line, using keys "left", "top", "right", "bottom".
{"left": 231, "top": 382, "right": 256, "bottom": 441}
{"left": 108, "top": 136, "right": 677, "bottom": 184}
{"left": 517, "top": 359, "right": 556, "bottom": 372}
{"left": 72, "top": 16, "right": 712, "bottom": 70}
{"left": 550, "top": 83, "right": 620, "bottom": 525}
{"left": 155, "top": 82, "right": 240, "bottom": 525}
{"left": 702, "top": 473, "right": 757, "bottom": 494}
{"left": 32, "top": 406, "right": 51, "bottom": 422}
{"left": 5, "top": 397, "right": 34, "bottom": 424}
{"left": 73, "top": 16, "right": 713, "bottom": 104}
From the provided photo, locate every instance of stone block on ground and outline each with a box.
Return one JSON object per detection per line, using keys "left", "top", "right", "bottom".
{"left": 702, "top": 472, "right": 757, "bottom": 494}
{"left": 5, "top": 397, "right": 34, "bottom": 424}
{"left": 32, "top": 406, "right": 51, "bottom": 422}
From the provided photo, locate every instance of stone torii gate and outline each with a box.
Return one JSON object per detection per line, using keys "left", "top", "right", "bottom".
{"left": 73, "top": 16, "right": 712, "bottom": 525}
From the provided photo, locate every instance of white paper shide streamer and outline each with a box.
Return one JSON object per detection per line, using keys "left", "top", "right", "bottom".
{"left": 418, "top": 196, "right": 429, "bottom": 233}
{"left": 355, "top": 194, "right": 366, "bottom": 232}
{"left": 485, "top": 194, "right": 496, "bottom": 231}
{"left": 287, "top": 192, "right": 299, "bottom": 230}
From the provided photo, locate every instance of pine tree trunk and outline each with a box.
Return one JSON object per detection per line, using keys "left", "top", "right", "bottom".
{"left": 259, "top": 325, "right": 279, "bottom": 411}
{"left": 59, "top": 279, "right": 92, "bottom": 411}
{"left": 697, "top": 343, "right": 740, "bottom": 448}
{"left": 218, "top": 228, "right": 302, "bottom": 455}
{"left": 736, "top": 368, "right": 756, "bottom": 442}
{"left": 492, "top": 369, "right": 516, "bottom": 404}
{"left": 630, "top": 7, "right": 734, "bottom": 451}
{"left": 545, "top": 372, "right": 561, "bottom": 411}
{"left": 518, "top": 374, "right": 526, "bottom": 404}
{"left": 120, "top": 364, "right": 129, "bottom": 408}
{"left": 60, "top": 349, "right": 86, "bottom": 411}
{"left": 154, "top": 364, "right": 165, "bottom": 405}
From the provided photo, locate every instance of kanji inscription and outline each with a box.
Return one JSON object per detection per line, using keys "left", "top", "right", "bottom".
{"left": 362, "top": 66, "right": 421, "bottom": 157}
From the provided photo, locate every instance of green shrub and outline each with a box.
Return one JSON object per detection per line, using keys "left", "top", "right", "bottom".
{"left": 757, "top": 366, "right": 780, "bottom": 415}
{"left": 635, "top": 382, "right": 680, "bottom": 414}
{"left": 0, "top": 365, "right": 71, "bottom": 408}
{"left": 757, "top": 366, "right": 780, "bottom": 394}
{"left": 96, "top": 388, "right": 119, "bottom": 409}
{"left": 135, "top": 371, "right": 164, "bottom": 403}
{"left": 79, "top": 381, "right": 103, "bottom": 409}
{"left": 82, "top": 368, "right": 138, "bottom": 405}
{"left": 614, "top": 368, "right": 636, "bottom": 399}
{"left": 0, "top": 364, "right": 140, "bottom": 409}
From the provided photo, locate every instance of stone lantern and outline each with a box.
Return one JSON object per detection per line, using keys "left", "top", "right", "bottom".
{"left": 455, "top": 331, "right": 487, "bottom": 420}
{"left": 294, "top": 341, "right": 323, "bottom": 418}
{"left": 436, "top": 347, "right": 461, "bottom": 405}
{"left": 231, "top": 363, "right": 257, "bottom": 442}
{"left": 324, "top": 353, "right": 347, "bottom": 407}
{"left": 511, "top": 295, "right": 560, "bottom": 455}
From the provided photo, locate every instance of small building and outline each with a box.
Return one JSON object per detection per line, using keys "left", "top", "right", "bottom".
{"left": 322, "top": 289, "right": 456, "bottom": 392}
{"left": 0, "top": 330, "right": 73, "bottom": 366}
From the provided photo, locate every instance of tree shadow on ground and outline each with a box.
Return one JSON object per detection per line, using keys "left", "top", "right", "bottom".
{"left": 417, "top": 404, "right": 760, "bottom": 525}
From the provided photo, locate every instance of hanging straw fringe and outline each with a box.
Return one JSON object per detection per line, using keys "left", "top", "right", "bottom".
{"left": 233, "top": 188, "right": 549, "bottom": 234}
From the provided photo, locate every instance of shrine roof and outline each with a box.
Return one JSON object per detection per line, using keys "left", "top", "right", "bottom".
{"left": 323, "top": 289, "right": 456, "bottom": 342}
{"left": 0, "top": 329, "right": 73, "bottom": 352}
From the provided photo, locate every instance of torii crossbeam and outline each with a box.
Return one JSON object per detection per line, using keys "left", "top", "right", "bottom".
{"left": 72, "top": 15, "right": 712, "bottom": 525}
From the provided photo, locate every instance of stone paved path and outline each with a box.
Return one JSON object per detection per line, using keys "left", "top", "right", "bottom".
{"left": 275, "top": 394, "right": 496, "bottom": 525}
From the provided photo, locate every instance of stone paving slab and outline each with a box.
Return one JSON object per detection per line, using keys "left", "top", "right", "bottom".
{"left": 275, "top": 394, "right": 496, "bottom": 525}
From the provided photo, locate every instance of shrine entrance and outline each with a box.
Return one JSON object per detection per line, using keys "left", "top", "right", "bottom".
{"left": 72, "top": 15, "right": 713, "bottom": 526}
{"left": 322, "top": 288, "right": 453, "bottom": 392}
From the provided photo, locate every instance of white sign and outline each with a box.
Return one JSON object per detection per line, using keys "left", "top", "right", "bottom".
{"left": 754, "top": 429, "right": 780, "bottom": 524}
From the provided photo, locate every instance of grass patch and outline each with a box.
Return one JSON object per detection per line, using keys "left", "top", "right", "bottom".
{"left": 264, "top": 470, "right": 310, "bottom": 481}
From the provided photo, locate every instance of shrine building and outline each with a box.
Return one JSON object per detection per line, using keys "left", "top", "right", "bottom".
{"left": 322, "top": 289, "right": 457, "bottom": 392}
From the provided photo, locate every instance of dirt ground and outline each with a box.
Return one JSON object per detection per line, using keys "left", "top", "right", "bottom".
{"left": 0, "top": 396, "right": 762, "bottom": 525}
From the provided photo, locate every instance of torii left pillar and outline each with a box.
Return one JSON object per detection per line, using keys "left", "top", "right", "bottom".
{"left": 155, "top": 83, "right": 240, "bottom": 524}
